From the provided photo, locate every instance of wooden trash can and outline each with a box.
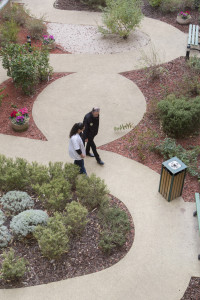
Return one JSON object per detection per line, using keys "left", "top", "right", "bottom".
{"left": 159, "top": 157, "right": 187, "bottom": 202}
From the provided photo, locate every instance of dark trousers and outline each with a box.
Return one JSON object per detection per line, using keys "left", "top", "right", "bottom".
{"left": 74, "top": 159, "right": 87, "bottom": 175}
{"left": 86, "top": 139, "right": 100, "bottom": 161}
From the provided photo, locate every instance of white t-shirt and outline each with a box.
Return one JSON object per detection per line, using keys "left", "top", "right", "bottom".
{"left": 69, "top": 133, "right": 86, "bottom": 160}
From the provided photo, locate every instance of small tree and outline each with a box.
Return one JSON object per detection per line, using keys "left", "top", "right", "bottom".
{"left": 0, "top": 43, "right": 53, "bottom": 95}
{"left": 99, "top": 0, "right": 143, "bottom": 39}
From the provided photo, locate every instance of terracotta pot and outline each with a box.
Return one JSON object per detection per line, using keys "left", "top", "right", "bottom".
{"left": 11, "top": 118, "right": 29, "bottom": 132}
{"left": 176, "top": 15, "right": 191, "bottom": 25}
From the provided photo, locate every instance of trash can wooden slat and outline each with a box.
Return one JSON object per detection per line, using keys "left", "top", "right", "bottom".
{"left": 159, "top": 157, "right": 187, "bottom": 202}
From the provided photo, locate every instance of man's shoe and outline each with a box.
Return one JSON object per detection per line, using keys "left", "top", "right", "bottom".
{"left": 86, "top": 152, "right": 95, "bottom": 157}
{"left": 97, "top": 159, "right": 104, "bottom": 165}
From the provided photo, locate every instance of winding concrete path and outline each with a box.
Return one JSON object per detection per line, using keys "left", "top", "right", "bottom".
{"left": 0, "top": 2, "right": 199, "bottom": 300}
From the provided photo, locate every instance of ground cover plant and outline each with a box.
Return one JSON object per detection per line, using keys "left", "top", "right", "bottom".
{"left": 0, "top": 155, "right": 134, "bottom": 288}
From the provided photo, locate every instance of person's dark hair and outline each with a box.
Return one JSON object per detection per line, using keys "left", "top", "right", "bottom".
{"left": 69, "top": 123, "right": 84, "bottom": 138}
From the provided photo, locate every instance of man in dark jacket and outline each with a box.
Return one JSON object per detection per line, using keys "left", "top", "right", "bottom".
{"left": 82, "top": 108, "right": 104, "bottom": 165}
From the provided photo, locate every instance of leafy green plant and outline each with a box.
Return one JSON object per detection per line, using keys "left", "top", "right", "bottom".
{"left": 0, "top": 43, "right": 53, "bottom": 95}
{"left": 158, "top": 94, "right": 200, "bottom": 138}
{"left": 28, "top": 161, "right": 49, "bottom": 186}
{"left": 0, "top": 87, "right": 6, "bottom": 107}
{"left": 154, "top": 138, "right": 200, "bottom": 177}
{"left": 64, "top": 201, "right": 88, "bottom": 235}
{"left": 32, "top": 177, "right": 72, "bottom": 211}
{"left": 0, "top": 225, "right": 12, "bottom": 248}
{"left": 34, "top": 212, "right": 69, "bottom": 259}
{"left": 10, "top": 209, "right": 49, "bottom": 237}
{"left": 187, "top": 56, "right": 200, "bottom": 74}
{"left": 0, "top": 20, "right": 19, "bottom": 44}
{"left": 0, "top": 191, "right": 34, "bottom": 215}
{"left": 99, "top": 0, "right": 143, "bottom": 39}
{"left": 98, "top": 206, "right": 130, "bottom": 254}
{"left": 76, "top": 173, "right": 109, "bottom": 210}
{"left": 0, "top": 3, "right": 28, "bottom": 26}
{"left": 26, "top": 17, "right": 46, "bottom": 40}
{"left": 0, "top": 248, "right": 28, "bottom": 280}
{"left": 148, "top": 0, "right": 162, "bottom": 7}
{"left": 160, "top": 0, "right": 194, "bottom": 12}
{"left": 114, "top": 122, "right": 134, "bottom": 131}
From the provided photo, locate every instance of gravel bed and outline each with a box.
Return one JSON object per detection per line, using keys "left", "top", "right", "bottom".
{"left": 47, "top": 23, "right": 150, "bottom": 54}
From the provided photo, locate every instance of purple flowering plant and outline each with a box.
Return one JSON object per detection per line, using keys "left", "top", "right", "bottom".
{"left": 42, "top": 34, "right": 55, "bottom": 46}
{"left": 9, "top": 107, "right": 29, "bottom": 125}
{"left": 178, "top": 11, "right": 190, "bottom": 19}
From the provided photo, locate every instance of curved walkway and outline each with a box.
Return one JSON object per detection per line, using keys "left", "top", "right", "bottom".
{"left": 0, "top": 4, "right": 200, "bottom": 300}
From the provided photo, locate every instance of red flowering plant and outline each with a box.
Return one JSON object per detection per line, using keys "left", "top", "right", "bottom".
{"left": 9, "top": 107, "right": 29, "bottom": 125}
{"left": 178, "top": 11, "right": 191, "bottom": 19}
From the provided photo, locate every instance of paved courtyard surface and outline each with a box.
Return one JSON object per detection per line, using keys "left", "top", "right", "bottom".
{"left": 0, "top": 2, "right": 199, "bottom": 300}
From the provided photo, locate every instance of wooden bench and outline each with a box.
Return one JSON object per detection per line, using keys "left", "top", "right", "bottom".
{"left": 193, "top": 193, "right": 200, "bottom": 260}
{"left": 186, "top": 24, "right": 200, "bottom": 60}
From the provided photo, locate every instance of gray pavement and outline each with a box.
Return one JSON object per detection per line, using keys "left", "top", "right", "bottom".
{"left": 0, "top": 3, "right": 199, "bottom": 300}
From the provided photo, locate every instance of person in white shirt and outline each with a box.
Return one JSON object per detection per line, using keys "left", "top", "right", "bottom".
{"left": 69, "top": 122, "right": 87, "bottom": 175}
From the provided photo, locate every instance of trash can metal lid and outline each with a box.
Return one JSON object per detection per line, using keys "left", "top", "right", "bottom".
{"left": 162, "top": 156, "right": 187, "bottom": 174}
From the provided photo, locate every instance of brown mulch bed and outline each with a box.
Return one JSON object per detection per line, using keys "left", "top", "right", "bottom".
{"left": 0, "top": 73, "right": 72, "bottom": 141}
{"left": 0, "top": 194, "right": 134, "bottom": 289}
{"left": 99, "top": 56, "right": 200, "bottom": 203}
{"left": 181, "top": 277, "right": 200, "bottom": 300}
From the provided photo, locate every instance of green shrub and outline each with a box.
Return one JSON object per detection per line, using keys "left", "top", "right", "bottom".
{"left": 154, "top": 138, "right": 200, "bottom": 177}
{"left": 10, "top": 209, "right": 49, "bottom": 237}
{"left": 0, "top": 20, "right": 19, "bottom": 44}
{"left": 148, "top": 0, "right": 162, "bottom": 7}
{"left": 0, "top": 156, "right": 30, "bottom": 191}
{"left": 0, "top": 43, "right": 53, "bottom": 95}
{"left": 98, "top": 206, "right": 130, "bottom": 254}
{"left": 33, "top": 177, "right": 72, "bottom": 211}
{"left": 26, "top": 18, "right": 46, "bottom": 40}
{"left": 0, "top": 191, "right": 34, "bottom": 215}
{"left": 157, "top": 94, "right": 200, "bottom": 138}
{"left": 0, "top": 248, "right": 28, "bottom": 281}
{"left": 160, "top": 0, "right": 194, "bottom": 12}
{"left": 0, "top": 225, "right": 12, "bottom": 248}
{"left": 0, "top": 209, "right": 6, "bottom": 225}
{"left": 0, "top": 3, "right": 28, "bottom": 26}
{"left": 28, "top": 161, "right": 49, "bottom": 186}
{"left": 76, "top": 173, "right": 109, "bottom": 210}
{"left": 99, "top": 230, "right": 126, "bottom": 254}
{"left": 99, "top": 0, "right": 143, "bottom": 39}
{"left": 187, "top": 56, "right": 200, "bottom": 74}
{"left": 64, "top": 201, "right": 88, "bottom": 235}
{"left": 63, "top": 163, "right": 80, "bottom": 188}
{"left": 34, "top": 212, "right": 69, "bottom": 259}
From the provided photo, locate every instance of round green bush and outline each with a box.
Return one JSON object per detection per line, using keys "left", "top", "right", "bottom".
{"left": 157, "top": 94, "right": 200, "bottom": 138}
{"left": 64, "top": 201, "right": 88, "bottom": 235}
{"left": 10, "top": 209, "right": 49, "bottom": 237}
{"left": 0, "top": 191, "right": 34, "bottom": 215}
{"left": 34, "top": 212, "right": 69, "bottom": 259}
{"left": 76, "top": 173, "right": 109, "bottom": 210}
{"left": 0, "top": 225, "right": 12, "bottom": 248}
